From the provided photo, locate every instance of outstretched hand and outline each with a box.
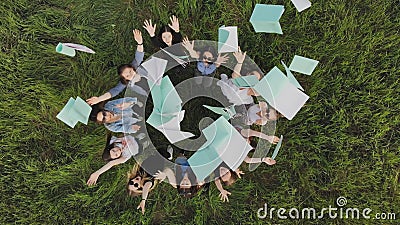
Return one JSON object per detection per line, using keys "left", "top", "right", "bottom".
{"left": 133, "top": 29, "right": 143, "bottom": 44}
{"left": 168, "top": 15, "right": 179, "bottom": 32}
{"left": 219, "top": 190, "right": 231, "bottom": 202}
{"left": 86, "top": 96, "right": 99, "bottom": 105}
{"left": 182, "top": 37, "right": 194, "bottom": 51}
{"left": 137, "top": 200, "right": 146, "bottom": 214}
{"left": 143, "top": 19, "right": 156, "bottom": 37}
{"left": 235, "top": 168, "right": 245, "bottom": 178}
{"left": 263, "top": 157, "right": 276, "bottom": 166}
{"left": 233, "top": 46, "right": 246, "bottom": 64}
{"left": 215, "top": 53, "right": 229, "bottom": 67}
{"left": 154, "top": 170, "right": 166, "bottom": 182}
{"left": 86, "top": 173, "right": 99, "bottom": 186}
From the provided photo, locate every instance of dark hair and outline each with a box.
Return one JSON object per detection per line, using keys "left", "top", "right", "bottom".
{"left": 177, "top": 185, "right": 200, "bottom": 198}
{"left": 157, "top": 25, "right": 174, "bottom": 38}
{"left": 89, "top": 103, "right": 104, "bottom": 123}
{"left": 117, "top": 64, "right": 135, "bottom": 85}
{"left": 102, "top": 133, "right": 120, "bottom": 162}
{"left": 199, "top": 46, "right": 217, "bottom": 60}
{"left": 175, "top": 157, "right": 199, "bottom": 198}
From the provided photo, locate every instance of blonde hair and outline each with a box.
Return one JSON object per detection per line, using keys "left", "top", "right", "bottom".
{"left": 126, "top": 163, "right": 158, "bottom": 197}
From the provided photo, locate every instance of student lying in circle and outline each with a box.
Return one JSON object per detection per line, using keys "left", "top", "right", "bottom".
{"left": 86, "top": 134, "right": 140, "bottom": 186}
{"left": 127, "top": 148, "right": 172, "bottom": 214}
{"left": 89, "top": 97, "right": 142, "bottom": 133}
{"left": 86, "top": 29, "right": 147, "bottom": 106}
{"left": 153, "top": 152, "right": 208, "bottom": 198}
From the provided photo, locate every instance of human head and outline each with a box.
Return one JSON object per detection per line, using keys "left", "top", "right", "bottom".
{"left": 117, "top": 64, "right": 140, "bottom": 85}
{"left": 96, "top": 110, "right": 114, "bottom": 124}
{"left": 176, "top": 163, "right": 199, "bottom": 198}
{"left": 158, "top": 25, "right": 173, "bottom": 46}
{"left": 102, "top": 142, "right": 123, "bottom": 162}
{"left": 200, "top": 46, "right": 217, "bottom": 64}
{"left": 219, "top": 166, "right": 239, "bottom": 186}
{"left": 127, "top": 164, "right": 157, "bottom": 197}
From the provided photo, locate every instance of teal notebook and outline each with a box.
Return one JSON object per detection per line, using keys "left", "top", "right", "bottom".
{"left": 271, "top": 135, "right": 283, "bottom": 159}
{"left": 250, "top": 4, "right": 285, "bottom": 34}
{"left": 289, "top": 55, "right": 319, "bottom": 75}
{"left": 282, "top": 60, "right": 304, "bottom": 91}
{"left": 56, "top": 97, "right": 92, "bottom": 128}
{"left": 232, "top": 75, "right": 259, "bottom": 87}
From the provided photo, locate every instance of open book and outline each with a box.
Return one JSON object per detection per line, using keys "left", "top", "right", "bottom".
{"left": 250, "top": 4, "right": 285, "bottom": 34}
{"left": 218, "top": 26, "right": 239, "bottom": 53}
{"left": 141, "top": 57, "right": 168, "bottom": 85}
{"left": 56, "top": 97, "right": 92, "bottom": 128}
{"left": 253, "top": 67, "right": 309, "bottom": 120}
{"left": 188, "top": 117, "right": 253, "bottom": 181}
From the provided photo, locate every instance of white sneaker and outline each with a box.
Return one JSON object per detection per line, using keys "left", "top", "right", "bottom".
{"left": 136, "top": 101, "right": 143, "bottom": 108}
{"left": 166, "top": 145, "right": 173, "bottom": 160}
{"left": 136, "top": 133, "right": 146, "bottom": 140}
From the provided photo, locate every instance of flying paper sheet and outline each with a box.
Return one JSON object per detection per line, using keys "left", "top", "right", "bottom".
{"left": 148, "top": 76, "right": 182, "bottom": 115}
{"left": 147, "top": 110, "right": 194, "bottom": 143}
{"left": 56, "top": 43, "right": 76, "bottom": 57}
{"left": 203, "top": 105, "right": 236, "bottom": 121}
{"left": 232, "top": 75, "right": 259, "bottom": 88}
{"left": 218, "top": 26, "right": 238, "bottom": 53}
{"left": 271, "top": 135, "right": 283, "bottom": 159}
{"left": 291, "top": 0, "right": 312, "bottom": 12}
{"left": 56, "top": 97, "right": 92, "bottom": 128}
{"left": 281, "top": 60, "right": 304, "bottom": 91}
{"left": 249, "top": 4, "right": 285, "bottom": 34}
{"left": 188, "top": 117, "right": 253, "bottom": 181}
{"left": 63, "top": 43, "right": 95, "bottom": 54}
{"left": 141, "top": 57, "right": 168, "bottom": 85}
{"left": 289, "top": 55, "right": 319, "bottom": 75}
{"left": 253, "top": 67, "right": 309, "bottom": 120}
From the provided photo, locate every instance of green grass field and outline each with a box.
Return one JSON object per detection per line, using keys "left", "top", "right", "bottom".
{"left": 1, "top": 0, "right": 399, "bottom": 224}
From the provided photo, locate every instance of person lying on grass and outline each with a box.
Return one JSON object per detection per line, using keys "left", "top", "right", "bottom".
{"left": 127, "top": 147, "right": 173, "bottom": 214}
{"left": 242, "top": 102, "right": 280, "bottom": 126}
{"left": 213, "top": 130, "right": 280, "bottom": 202}
{"left": 153, "top": 152, "right": 207, "bottom": 198}
{"left": 89, "top": 97, "right": 142, "bottom": 133}
{"left": 86, "top": 29, "right": 147, "bottom": 105}
{"left": 214, "top": 157, "right": 276, "bottom": 203}
{"left": 143, "top": 15, "right": 182, "bottom": 49}
{"left": 217, "top": 47, "right": 263, "bottom": 105}
{"left": 181, "top": 37, "right": 229, "bottom": 87}
{"left": 87, "top": 133, "right": 140, "bottom": 186}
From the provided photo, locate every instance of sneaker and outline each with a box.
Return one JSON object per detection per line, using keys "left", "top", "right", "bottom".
{"left": 142, "top": 140, "right": 150, "bottom": 149}
{"left": 136, "top": 101, "right": 143, "bottom": 108}
{"left": 166, "top": 145, "right": 173, "bottom": 160}
{"left": 136, "top": 133, "right": 146, "bottom": 140}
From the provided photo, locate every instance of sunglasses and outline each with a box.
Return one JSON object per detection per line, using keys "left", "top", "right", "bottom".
{"left": 203, "top": 56, "right": 214, "bottom": 63}
{"left": 128, "top": 179, "right": 143, "bottom": 191}
{"left": 102, "top": 111, "right": 108, "bottom": 123}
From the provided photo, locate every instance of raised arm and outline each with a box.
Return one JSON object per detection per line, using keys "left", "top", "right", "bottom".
{"left": 240, "top": 129, "right": 280, "bottom": 144}
{"left": 86, "top": 157, "right": 126, "bottom": 186}
{"left": 243, "top": 156, "right": 276, "bottom": 165}
{"left": 232, "top": 47, "right": 246, "bottom": 79}
{"left": 182, "top": 37, "right": 199, "bottom": 59}
{"left": 154, "top": 168, "right": 177, "bottom": 188}
{"left": 137, "top": 181, "right": 152, "bottom": 214}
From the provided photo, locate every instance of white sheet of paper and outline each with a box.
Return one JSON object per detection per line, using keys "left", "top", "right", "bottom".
{"left": 290, "top": 0, "right": 311, "bottom": 12}
{"left": 141, "top": 57, "right": 168, "bottom": 85}
{"left": 218, "top": 26, "right": 239, "bottom": 53}
{"left": 155, "top": 110, "right": 194, "bottom": 143}
{"left": 282, "top": 60, "right": 304, "bottom": 91}
{"left": 63, "top": 43, "right": 95, "bottom": 53}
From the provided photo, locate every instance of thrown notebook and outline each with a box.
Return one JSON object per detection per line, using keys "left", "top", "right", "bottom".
{"left": 291, "top": 0, "right": 312, "bottom": 12}
{"left": 281, "top": 60, "right": 304, "bottom": 91}
{"left": 253, "top": 67, "right": 309, "bottom": 120}
{"left": 289, "top": 55, "right": 319, "bottom": 75}
{"left": 218, "top": 26, "right": 239, "bottom": 53}
{"left": 141, "top": 57, "right": 168, "bottom": 85}
{"left": 56, "top": 97, "right": 92, "bottom": 128}
{"left": 250, "top": 4, "right": 285, "bottom": 34}
{"left": 232, "top": 75, "right": 259, "bottom": 88}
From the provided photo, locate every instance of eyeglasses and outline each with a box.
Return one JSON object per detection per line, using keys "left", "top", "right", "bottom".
{"left": 128, "top": 179, "right": 143, "bottom": 191}
{"left": 102, "top": 111, "right": 108, "bottom": 123}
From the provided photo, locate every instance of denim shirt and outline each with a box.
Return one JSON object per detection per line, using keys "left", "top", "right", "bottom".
{"left": 108, "top": 51, "right": 145, "bottom": 98}
{"left": 104, "top": 97, "right": 140, "bottom": 133}
{"left": 197, "top": 61, "right": 217, "bottom": 76}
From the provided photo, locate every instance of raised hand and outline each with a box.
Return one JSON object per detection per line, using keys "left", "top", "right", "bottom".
{"left": 219, "top": 190, "right": 231, "bottom": 202}
{"left": 143, "top": 19, "right": 156, "bottom": 37}
{"left": 132, "top": 125, "right": 141, "bottom": 131}
{"left": 215, "top": 53, "right": 229, "bottom": 67}
{"left": 168, "top": 15, "right": 179, "bottom": 32}
{"left": 233, "top": 46, "right": 246, "bottom": 64}
{"left": 137, "top": 200, "right": 146, "bottom": 214}
{"left": 154, "top": 170, "right": 166, "bottom": 182}
{"left": 182, "top": 36, "right": 194, "bottom": 51}
{"left": 235, "top": 168, "right": 245, "bottom": 178}
{"left": 133, "top": 29, "right": 143, "bottom": 44}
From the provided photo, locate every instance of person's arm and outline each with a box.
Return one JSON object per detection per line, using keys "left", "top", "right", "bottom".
{"left": 182, "top": 37, "right": 199, "bottom": 59}
{"left": 214, "top": 179, "right": 231, "bottom": 202}
{"left": 137, "top": 181, "right": 152, "bottom": 214}
{"left": 214, "top": 54, "right": 229, "bottom": 68}
{"left": 154, "top": 168, "right": 177, "bottom": 188}
{"left": 232, "top": 47, "right": 246, "bottom": 79}
{"left": 240, "top": 129, "right": 280, "bottom": 144}
{"left": 86, "top": 157, "right": 126, "bottom": 186}
{"left": 243, "top": 156, "right": 276, "bottom": 165}
{"left": 132, "top": 29, "right": 144, "bottom": 68}
{"left": 105, "top": 97, "right": 137, "bottom": 112}
{"left": 86, "top": 92, "right": 112, "bottom": 105}
{"left": 169, "top": 15, "right": 182, "bottom": 43}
